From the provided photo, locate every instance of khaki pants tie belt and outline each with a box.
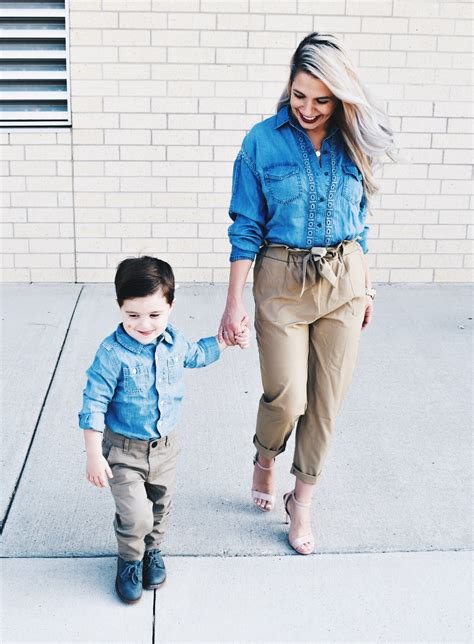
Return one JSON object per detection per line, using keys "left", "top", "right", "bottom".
{"left": 262, "top": 242, "right": 350, "bottom": 297}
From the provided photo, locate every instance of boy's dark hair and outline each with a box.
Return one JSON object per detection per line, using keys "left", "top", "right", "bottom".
{"left": 115, "top": 256, "right": 175, "bottom": 306}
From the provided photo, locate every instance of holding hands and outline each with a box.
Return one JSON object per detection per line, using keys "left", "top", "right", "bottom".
{"left": 218, "top": 293, "right": 251, "bottom": 348}
{"left": 234, "top": 325, "right": 251, "bottom": 349}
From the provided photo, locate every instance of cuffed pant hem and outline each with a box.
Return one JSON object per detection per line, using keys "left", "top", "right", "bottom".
{"left": 253, "top": 434, "right": 286, "bottom": 461}
{"left": 118, "top": 548, "right": 145, "bottom": 562}
{"left": 145, "top": 542, "right": 162, "bottom": 552}
{"left": 290, "top": 464, "right": 320, "bottom": 486}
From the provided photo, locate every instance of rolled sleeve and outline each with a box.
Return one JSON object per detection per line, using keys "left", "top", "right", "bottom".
{"left": 78, "top": 346, "right": 119, "bottom": 431}
{"left": 78, "top": 412, "right": 105, "bottom": 432}
{"left": 357, "top": 192, "right": 369, "bottom": 254}
{"left": 228, "top": 143, "right": 267, "bottom": 262}
{"left": 184, "top": 336, "right": 220, "bottom": 369}
{"left": 358, "top": 225, "right": 369, "bottom": 254}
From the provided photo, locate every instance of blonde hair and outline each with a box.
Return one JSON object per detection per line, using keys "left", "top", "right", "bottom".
{"left": 278, "top": 32, "right": 394, "bottom": 198}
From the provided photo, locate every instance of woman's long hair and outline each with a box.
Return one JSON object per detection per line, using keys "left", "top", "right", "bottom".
{"left": 278, "top": 32, "right": 394, "bottom": 197}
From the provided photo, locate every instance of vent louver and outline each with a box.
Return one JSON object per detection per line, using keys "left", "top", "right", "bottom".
{"left": 0, "top": 0, "right": 70, "bottom": 128}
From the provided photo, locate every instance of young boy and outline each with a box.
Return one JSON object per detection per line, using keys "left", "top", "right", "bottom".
{"left": 79, "top": 256, "right": 249, "bottom": 604}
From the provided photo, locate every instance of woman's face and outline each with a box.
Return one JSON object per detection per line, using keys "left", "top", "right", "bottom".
{"left": 289, "top": 71, "right": 338, "bottom": 135}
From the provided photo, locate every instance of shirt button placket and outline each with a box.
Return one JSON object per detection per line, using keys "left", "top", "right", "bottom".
{"left": 297, "top": 131, "right": 316, "bottom": 247}
{"left": 325, "top": 143, "right": 337, "bottom": 247}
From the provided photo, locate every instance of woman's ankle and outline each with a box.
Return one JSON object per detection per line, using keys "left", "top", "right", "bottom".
{"left": 294, "top": 480, "right": 315, "bottom": 506}
{"left": 255, "top": 453, "right": 274, "bottom": 469}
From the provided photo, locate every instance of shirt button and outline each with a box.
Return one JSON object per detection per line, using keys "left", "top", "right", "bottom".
{"left": 325, "top": 172, "right": 329, "bottom": 176}
{"left": 318, "top": 223, "right": 322, "bottom": 228}
{"left": 131, "top": 368, "right": 137, "bottom": 375}
{"left": 151, "top": 441, "right": 158, "bottom": 448}
{"left": 319, "top": 197, "right": 324, "bottom": 202}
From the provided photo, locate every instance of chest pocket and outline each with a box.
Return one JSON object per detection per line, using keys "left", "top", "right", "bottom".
{"left": 167, "top": 355, "right": 183, "bottom": 384}
{"left": 124, "top": 365, "right": 148, "bottom": 394}
{"left": 264, "top": 164, "right": 302, "bottom": 204}
{"left": 342, "top": 163, "right": 364, "bottom": 205}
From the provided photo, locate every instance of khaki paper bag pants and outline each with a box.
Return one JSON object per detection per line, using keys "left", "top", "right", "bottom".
{"left": 252, "top": 240, "right": 367, "bottom": 485}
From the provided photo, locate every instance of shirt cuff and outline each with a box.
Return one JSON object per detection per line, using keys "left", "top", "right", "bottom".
{"left": 229, "top": 249, "right": 256, "bottom": 262}
{"left": 200, "top": 336, "right": 221, "bottom": 365}
{"left": 78, "top": 412, "right": 105, "bottom": 432}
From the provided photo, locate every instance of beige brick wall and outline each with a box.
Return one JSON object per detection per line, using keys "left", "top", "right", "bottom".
{"left": 0, "top": 0, "right": 472, "bottom": 283}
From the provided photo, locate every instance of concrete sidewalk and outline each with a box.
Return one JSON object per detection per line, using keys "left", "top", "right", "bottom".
{"left": 1, "top": 283, "right": 472, "bottom": 643}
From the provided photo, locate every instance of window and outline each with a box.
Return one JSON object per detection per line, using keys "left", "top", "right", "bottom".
{"left": 0, "top": 0, "right": 71, "bottom": 128}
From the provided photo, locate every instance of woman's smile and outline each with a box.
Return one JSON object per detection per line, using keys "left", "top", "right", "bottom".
{"left": 296, "top": 109, "right": 321, "bottom": 123}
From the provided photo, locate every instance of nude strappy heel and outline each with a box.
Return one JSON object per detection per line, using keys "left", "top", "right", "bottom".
{"left": 283, "top": 490, "right": 315, "bottom": 555}
{"left": 251, "top": 455, "right": 275, "bottom": 512}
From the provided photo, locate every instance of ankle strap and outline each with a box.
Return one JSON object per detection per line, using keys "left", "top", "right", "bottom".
{"left": 253, "top": 454, "right": 274, "bottom": 471}
{"left": 291, "top": 491, "right": 311, "bottom": 508}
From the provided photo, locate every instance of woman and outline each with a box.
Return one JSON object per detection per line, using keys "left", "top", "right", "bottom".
{"left": 219, "top": 33, "right": 393, "bottom": 555}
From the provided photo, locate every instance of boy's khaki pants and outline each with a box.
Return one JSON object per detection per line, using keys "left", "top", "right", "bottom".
{"left": 102, "top": 427, "right": 180, "bottom": 562}
{"left": 252, "top": 240, "right": 367, "bottom": 485}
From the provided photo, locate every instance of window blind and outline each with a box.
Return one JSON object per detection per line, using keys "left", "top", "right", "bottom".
{"left": 0, "top": 0, "right": 70, "bottom": 128}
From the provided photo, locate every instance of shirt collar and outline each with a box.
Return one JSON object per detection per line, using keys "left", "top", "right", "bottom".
{"left": 275, "top": 104, "right": 291, "bottom": 129}
{"left": 275, "top": 104, "right": 339, "bottom": 141}
{"left": 115, "top": 323, "right": 174, "bottom": 353}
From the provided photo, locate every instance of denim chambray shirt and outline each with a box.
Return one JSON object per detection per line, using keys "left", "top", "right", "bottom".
{"left": 78, "top": 323, "right": 220, "bottom": 440}
{"left": 228, "top": 105, "right": 369, "bottom": 262}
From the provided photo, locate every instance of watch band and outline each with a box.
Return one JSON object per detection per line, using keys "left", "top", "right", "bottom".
{"left": 365, "top": 287, "right": 376, "bottom": 300}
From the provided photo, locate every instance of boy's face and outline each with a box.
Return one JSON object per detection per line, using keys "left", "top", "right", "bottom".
{"left": 120, "top": 290, "right": 174, "bottom": 345}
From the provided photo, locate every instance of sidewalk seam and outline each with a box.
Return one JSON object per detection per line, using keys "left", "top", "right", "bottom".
{"left": 1, "top": 547, "right": 472, "bottom": 560}
{"left": 0, "top": 286, "right": 84, "bottom": 535}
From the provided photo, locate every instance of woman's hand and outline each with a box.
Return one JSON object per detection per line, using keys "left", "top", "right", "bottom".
{"left": 218, "top": 296, "right": 250, "bottom": 346}
{"left": 362, "top": 297, "right": 373, "bottom": 330}
{"left": 86, "top": 454, "right": 113, "bottom": 488}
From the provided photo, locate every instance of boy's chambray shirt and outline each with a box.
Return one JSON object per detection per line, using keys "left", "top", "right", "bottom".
{"left": 228, "top": 105, "right": 369, "bottom": 262}
{"left": 78, "top": 323, "right": 220, "bottom": 440}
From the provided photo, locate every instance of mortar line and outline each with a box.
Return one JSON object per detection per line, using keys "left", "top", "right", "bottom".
{"left": 71, "top": 126, "right": 78, "bottom": 284}
{"left": 0, "top": 286, "right": 84, "bottom": 535}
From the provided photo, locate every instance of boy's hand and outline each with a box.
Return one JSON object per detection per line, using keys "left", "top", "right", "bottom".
{"left": 235, "top": 325, "right": 250, "bottom": 349}
{"left": 86, "top": 454, "right": 113, "bottom": 488}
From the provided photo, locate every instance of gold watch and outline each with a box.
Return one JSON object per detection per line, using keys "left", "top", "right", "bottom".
{"left": 365, "top": 287, "right": 376, "bottom": 300}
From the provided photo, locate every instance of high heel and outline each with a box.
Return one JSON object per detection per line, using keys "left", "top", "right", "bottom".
{"left": 283, "top": 491, "right": 314, "bottom": 555}
{"left": 251, "top": 455, "right": 275, "bottom": 512}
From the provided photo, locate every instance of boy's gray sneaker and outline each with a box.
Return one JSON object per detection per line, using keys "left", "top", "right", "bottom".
{"left": 143, "top": 549, "right": 166, "bottom": 589}
{"left": 116, "top": 557, "right": 143, "bottom": 604}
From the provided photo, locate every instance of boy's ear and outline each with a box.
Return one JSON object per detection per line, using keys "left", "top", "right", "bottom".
{"left": 170, "top": 298, "right": 175, "bottom": 310}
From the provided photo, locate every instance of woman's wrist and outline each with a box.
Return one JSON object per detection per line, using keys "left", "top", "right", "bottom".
{"left": 226, "top": 291, "right": 243, "bottom": 305}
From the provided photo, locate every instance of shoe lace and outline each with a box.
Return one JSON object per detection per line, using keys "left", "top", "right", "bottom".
{"left": 147, "top": 550, "right": 163, "bottom": 568}
{"left": 120, "top": 560, "right": 142, "bottom": 585}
